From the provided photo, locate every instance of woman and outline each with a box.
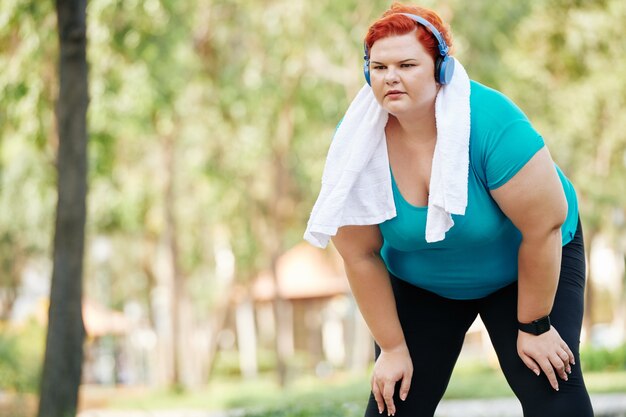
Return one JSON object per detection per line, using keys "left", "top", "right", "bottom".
{"left": 329, "top": 3, "right": 593, "bottom": 417}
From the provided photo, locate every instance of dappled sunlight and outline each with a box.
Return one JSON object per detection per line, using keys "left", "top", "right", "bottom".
{"left": 1, "top": 0, "right": 625, "bottom": 416}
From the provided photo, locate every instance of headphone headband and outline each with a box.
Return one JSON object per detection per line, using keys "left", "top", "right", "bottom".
{"left": 363, "top": 13, "right": 449, "bottom": 59}
{"left": 398, "top": 13, "right": 449, "bottom": 56}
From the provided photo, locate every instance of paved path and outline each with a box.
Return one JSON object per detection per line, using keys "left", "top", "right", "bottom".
{"left": 78, "top": 393, "right": 626, "bottom": 417}
{"left": 434, "top": 393, "right": 626, "bottom": 416}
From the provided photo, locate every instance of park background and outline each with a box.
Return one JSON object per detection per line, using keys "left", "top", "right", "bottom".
{"left": 1, "top": 0, "right": 626, "bottom": 416}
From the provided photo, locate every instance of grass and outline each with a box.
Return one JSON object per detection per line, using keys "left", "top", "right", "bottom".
{"left": 103, "top": 372, "right": 368, "bottom": 411}
{"left": 96, "top": 373, "right": 368, "bottom": 417}
{"left": 2, "top": 368, "right": 622, "bottom": 417}
{"left": 0, "top": 366, "right": 608, "bottom": 417}
{"left": 444, "top": 361, "right": 514, "bottom": 399}
{"left": 584, "top": 371, "right": 626, "bottom": 393}
{"left": 446, "top": 362, "right": 626, "bottom": 398}
{"left": 99, "top": 366, "right": 626, "bottom": 413}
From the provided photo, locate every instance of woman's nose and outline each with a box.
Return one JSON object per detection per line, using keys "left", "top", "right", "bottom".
{"left": 385, "top": 67, "right": 399, "bottom": 84}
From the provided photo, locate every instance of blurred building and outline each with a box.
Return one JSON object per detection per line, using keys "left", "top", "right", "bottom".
{"left": 253, "top": 243, "right": 370, "bottom": 371}
{"left": 3, "top": 232, "right": 624, "bottom": 387}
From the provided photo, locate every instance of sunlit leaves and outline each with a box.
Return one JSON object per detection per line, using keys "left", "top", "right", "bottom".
{"left": 502, "top": 0, "right": 626, "bottom": 238}
{"left": 2, "top": 0, "right": 624, "bottom": 326}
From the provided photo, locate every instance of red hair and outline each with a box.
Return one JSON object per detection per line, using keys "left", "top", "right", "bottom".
{"left": 364, "top": 3, "right": 454, "bottom": 62}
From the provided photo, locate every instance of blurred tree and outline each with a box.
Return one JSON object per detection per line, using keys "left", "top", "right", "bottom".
{"left": 501, "top": 0, "right": 626, "bottom": 337}
{"left": 192, "top": 0, "right": 535, "bottom": 385}
{"left": 444, "top": 0, "right": 533, "bottom": 87}
{"left": 2, "top": 0, "right": 624, "bottom": 393}
{"left": 0, "top": 0, "right": 58, "bottom": 321}
{"left": 38, "top": 0, "right": 88, "bottom": 417}
{"left": 85, "top": 0, "right": 206, "bottom": 389}
{"left": 192, "top": 0, "right": 399, "bottom": 385}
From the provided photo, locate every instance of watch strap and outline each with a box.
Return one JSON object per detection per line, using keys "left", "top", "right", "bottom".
{"left": 518, "top": 315, "right": 551, "bottom": 335}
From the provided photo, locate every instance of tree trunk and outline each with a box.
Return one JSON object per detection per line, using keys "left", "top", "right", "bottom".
{"left": 270, "top": 264, "right": 291, "bottom": 387}
{"left": 268, "top": 162, "right": 290, "bottom": 387}
{"left": 206, "top": 234, "right": 236, "bottom": 382}
{"left": 267, "top": 172, "right": 291, "bottom": 387}
{"left": 163, "top": 133, "right": 185, "bottom": 390}
{"left": 267, "top": 96, "right": 297, "bottom": 388}
{"left": 141, "top": 235, "right": 158, "bottom": 330}
{"left": 610, "top": 253, "right": 626, "bottom": 343}
{"left": 236, "top": 294, "right": 259, "bottom": 379}
{"left": 582, "top": 227, "right": 597, "bottom": 343}
{"left": 38, "top": 1, "right": 88, "bottom": 416}
{"left": 206, "top": 285, "right": 234, "bottom": 382}
{"left": 620, "top": 254, "right": 626, "bottom": 339}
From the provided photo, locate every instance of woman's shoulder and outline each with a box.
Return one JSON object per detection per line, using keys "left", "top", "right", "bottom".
{"left": 469, "top": 80, "right": 530, "bottom": 130}
{"left": 468, "top": 80, "right": 545, "bottom": 181}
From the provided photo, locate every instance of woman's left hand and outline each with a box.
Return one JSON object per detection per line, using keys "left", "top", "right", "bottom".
{"left": 517, "top": 326, "right": 575, "bottom": 391}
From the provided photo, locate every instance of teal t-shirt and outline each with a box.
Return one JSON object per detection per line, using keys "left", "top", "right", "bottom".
{"left": 379, "top": 81, "right": 579, "bottom": 300}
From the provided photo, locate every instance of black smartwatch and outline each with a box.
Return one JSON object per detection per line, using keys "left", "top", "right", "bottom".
{"left": 518, "top": 315, "right": 551, "bottom": 335}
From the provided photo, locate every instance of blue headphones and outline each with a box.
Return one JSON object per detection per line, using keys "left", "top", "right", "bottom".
{"left": 363, "top": 13, "right": 455, "bottom": 86}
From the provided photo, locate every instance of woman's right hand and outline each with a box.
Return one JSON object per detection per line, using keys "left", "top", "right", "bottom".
{"left": 371, "top": 343, "right": 413, "bottom": 416}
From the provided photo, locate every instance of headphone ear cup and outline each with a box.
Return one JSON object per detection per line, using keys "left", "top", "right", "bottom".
{"left": 437, "top": 55, "right": 455, "bottom": 85}
{"left": 364, "top": 60, "right": 371, "bottom": 86}
{"left": 434, "top": 56, "right": 443, "bottom": 84}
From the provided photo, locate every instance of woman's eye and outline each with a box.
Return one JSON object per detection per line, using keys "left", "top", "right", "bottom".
{"left": 401, "top": 63, "right": 415, "bottom": 68}
{"left": 373, "top": 66, "right": 386, "bottom": 70}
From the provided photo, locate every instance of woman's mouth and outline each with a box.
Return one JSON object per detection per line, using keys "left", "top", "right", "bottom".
{"left": 385, "top": 90, "right": 405, "bottom": 98}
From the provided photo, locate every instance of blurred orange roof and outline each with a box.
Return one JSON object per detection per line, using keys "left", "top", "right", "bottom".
{"left": 252, "top": 243, "right": 349, "bottom": 301}
{"left": 83, "top": 299, "right": 131, "bottom": 337}
{"left": 34, "top": 297, "right": 131, "bottom": 338}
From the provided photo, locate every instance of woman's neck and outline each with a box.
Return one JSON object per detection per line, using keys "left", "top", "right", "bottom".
{"left": 389, "top": 109, "right": 437, "bottom": 146}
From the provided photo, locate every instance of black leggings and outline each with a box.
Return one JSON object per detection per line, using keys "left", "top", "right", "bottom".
{"left": 364, "top": 220, "right": 594, "bottom": 417}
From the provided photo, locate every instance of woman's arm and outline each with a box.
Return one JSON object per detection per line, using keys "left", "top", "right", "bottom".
{"left": 332, "top": 225, "right": 412, "bottom": 416}
{"left": 490, "top": 146, "right": 575, "bottom": 391}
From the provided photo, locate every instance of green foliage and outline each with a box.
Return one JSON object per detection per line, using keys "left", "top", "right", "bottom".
{"left": 581, "top": 344, "right": 626, "bottom": 372}
{"left": 105, "top": 369, "right": 626, "bottom": 413}
{"left": 2, "top": 0, "right": 626, "bottom": 394}
{"left": 501, "top": 0, "right": 626, "bottom": 237}
{"left": 240, "top": 401, "right": 362, "bottom": 417}
{"left": 0, "top": 1, "right": 57, "bottom": 306}
{"left": 0, "top": 320, "right": 46, "bottom": 392}
{"left": 211, "top": 350, "right": 239, "bottom": 378}
{"left": 106, "top": 373, "right": 369, "bottom": 412}
{"left": 0, "top": 0, "right": 57, "bottom": 153}
{"left": 445, "top": 0, "right": 534, "bottom": 87}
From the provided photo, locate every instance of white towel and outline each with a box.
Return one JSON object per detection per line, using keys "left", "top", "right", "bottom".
{"left": 427, "top": 59, "right": 471, "bottom": 242}
{"left": 304, "top": 57, "right": 470, "bottom": 248}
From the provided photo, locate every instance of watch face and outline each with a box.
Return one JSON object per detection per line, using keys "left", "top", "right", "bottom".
{"left": 534, "top": 317, "right": 551, "bottom": 334}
